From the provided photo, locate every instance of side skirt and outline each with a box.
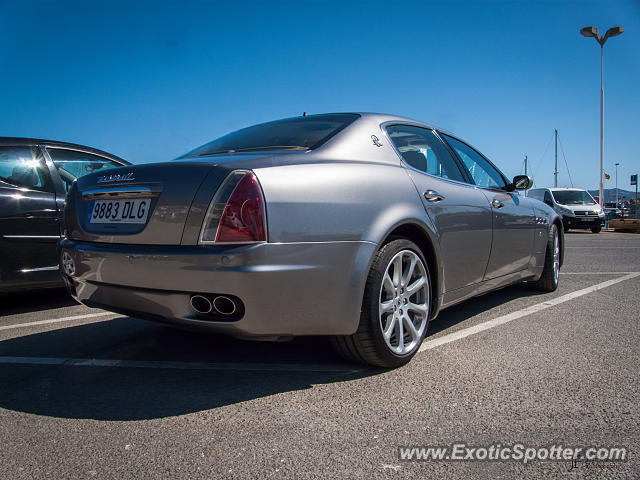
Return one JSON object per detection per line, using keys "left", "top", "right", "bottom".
{"left": 440, "top": 269, "right": 540, "bottom": 311}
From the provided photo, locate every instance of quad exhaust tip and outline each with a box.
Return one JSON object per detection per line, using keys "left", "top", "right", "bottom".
{"left": 212, "top": 296, "right": 236, "bottom": 315}
{"left": 190, "top": 294, "right": 238, "bottom": 317}
{"left": 190, "top": 295, "right": 212, "bottom": 314}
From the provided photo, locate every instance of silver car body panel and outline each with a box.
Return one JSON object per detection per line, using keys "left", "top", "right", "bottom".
{"left": 60, "top": 239, "right": 376, "bottom": 335}
{"left": 61, "top": 113, "right": 562, "bottom": 337}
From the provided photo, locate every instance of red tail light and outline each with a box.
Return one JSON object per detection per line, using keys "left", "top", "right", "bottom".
{"left": 214, "top": 172, "right": 266, "bottom": 243}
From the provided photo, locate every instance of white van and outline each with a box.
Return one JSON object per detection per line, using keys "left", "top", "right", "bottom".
{"left": 527, "top": 188, "right": 605, "bottom": 233}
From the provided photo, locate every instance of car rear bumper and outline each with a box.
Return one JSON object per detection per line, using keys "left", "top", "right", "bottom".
{"left": 563, "top": 215, "right": 604, "bottom": 230}
{"left": 59, "top": 239, "right": 376, "bottom": 336}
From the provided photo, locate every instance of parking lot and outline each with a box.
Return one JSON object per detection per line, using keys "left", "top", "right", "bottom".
{"left": 0, "top": 231, "right": 638, "bottom": 479}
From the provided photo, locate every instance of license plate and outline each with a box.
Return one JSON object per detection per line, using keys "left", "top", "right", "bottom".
{"left": 580, "top": 217, "right": 593, "bottom": 221}
{"left": 89, "top": 199, "right": 151, "bottom": 224}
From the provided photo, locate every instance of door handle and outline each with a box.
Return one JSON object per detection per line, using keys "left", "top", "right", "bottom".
{"left": 424, "top": 190, "right": 445, "bottom": 202}
{"left": 491, "top": 199, "right": 504, "bottom": 208}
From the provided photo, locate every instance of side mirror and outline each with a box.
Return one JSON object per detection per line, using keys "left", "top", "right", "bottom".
{"left": 512, "top": 175, "right": 533, "bottom": 190}
{"left": 545, "top": 199, "right": 554, "bottom": 208}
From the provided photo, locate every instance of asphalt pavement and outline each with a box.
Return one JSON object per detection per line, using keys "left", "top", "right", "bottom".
{"left": 0, "top": 231, "right": 638, "bottom": 479}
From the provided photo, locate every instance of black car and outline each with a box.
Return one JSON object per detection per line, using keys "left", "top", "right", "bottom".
{"left": 1, "top": 138, "right": 129, "bottom": 292}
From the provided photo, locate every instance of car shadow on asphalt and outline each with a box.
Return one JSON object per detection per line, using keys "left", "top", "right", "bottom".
{"left": 0, "top": 317, "right": 381, "bottom": 421}
{"left": 427, "top": 282, "right": 540, "bottom": 336}
{"left": 0, "top": 283, "right": 548, "bottom": 421}
{"left": 1, "top": 288, "right": 77, "bottom": 316}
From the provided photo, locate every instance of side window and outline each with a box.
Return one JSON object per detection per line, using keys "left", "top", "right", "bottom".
{"left": 441, "top": 134, "right": 507, "bottom": 189}
{"left": 0, "top": 146, "right": 54, "bottom": 192}
{"left": 528, "top": 189, "right": 543, "bottom": 201}
{"left": 386, "top": 125, "right": 465, "bottom": 182}
{"left": 47, "top": 148, "right": 122, "bottom": 191}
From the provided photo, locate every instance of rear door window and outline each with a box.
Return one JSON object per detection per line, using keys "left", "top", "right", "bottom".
{"left": 0, "top": 146, "right": 54, "bottom": 192}
{"left": 386, "top": 125, "right": 465, "bottom": 182}
{"left": 47, "top": 148, "right": 123, "bottom": 191}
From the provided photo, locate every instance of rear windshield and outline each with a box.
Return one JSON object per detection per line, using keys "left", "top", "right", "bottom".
{"left": 552, "top": 190, "right": 596, "bottom": 205}
{"left": 181, "top": 113, "right": 359, "bottom": 157}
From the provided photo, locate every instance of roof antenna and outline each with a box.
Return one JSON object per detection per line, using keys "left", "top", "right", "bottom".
{"left": 303, "top": 112, "right": 306, "bottom": 116}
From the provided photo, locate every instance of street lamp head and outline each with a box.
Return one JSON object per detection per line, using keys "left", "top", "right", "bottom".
{"left": 580, "top": 26, "right": 600, "bottom": 38}
{"left": 604, "top": 26, "right": 624, "bottom": 41}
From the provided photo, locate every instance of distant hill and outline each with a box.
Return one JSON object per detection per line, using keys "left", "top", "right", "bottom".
{"left": 587, "top": 188, "right": 637, "bottom": 203}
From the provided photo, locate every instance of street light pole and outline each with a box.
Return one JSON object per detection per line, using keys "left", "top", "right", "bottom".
{"left": 615, "top": 162, "right": 619, "bottom": 207}
{"left": 600, "top": 43, "right": 604, "bottom": 207}
{"left": 580, "top": 25, "right": 624, "bottom": 208}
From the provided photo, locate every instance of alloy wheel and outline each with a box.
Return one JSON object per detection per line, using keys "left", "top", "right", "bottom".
{"left": 378, "top": 249, "right": 429, "bottom": 355}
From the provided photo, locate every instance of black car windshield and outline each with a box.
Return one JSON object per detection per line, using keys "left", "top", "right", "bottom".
{"left": 180, "top": 114, "right": 360, "bottom": 157}
{"left": 552, "top": 190, "right": 596, "bottom": 205}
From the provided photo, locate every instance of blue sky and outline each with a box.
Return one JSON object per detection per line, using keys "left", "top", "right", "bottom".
{"left": 1, "top": 0, "right": 638, "bottom": 190}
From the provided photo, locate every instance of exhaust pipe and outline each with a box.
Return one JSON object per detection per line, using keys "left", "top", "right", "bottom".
{"left": 190, "top": 295, "right": 212, "bottom": 314}
{"left": 212, "top": 296, "right": 236, "bottom": 316}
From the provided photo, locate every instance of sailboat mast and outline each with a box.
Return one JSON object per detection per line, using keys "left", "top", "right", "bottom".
{"left": 554, "top": 129, "right": 558, "bottom": 187}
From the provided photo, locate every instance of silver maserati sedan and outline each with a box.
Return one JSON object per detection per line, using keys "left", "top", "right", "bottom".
{"left": 60, "top": 113, "right": 563, "bottom": 367}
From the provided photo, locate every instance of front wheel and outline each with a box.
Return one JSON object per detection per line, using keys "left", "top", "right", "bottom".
{"left": 331, "top": 239, "right": 431, "bottom": 368}
{"left": 532, "top": 224, "right": 560, "bottom": 292}
{"left": 591, "top": 225, "right": 602, "bottom": 233}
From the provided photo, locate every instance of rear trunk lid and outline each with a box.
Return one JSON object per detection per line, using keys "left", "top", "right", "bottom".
{"left": 66, "top": 162, "right": 228, "bottom": 245}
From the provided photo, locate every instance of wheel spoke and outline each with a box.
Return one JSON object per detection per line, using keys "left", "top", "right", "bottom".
{"left": 383, "top": 315, "right": 396, "bottom": 340}
{"left": 408, "top": 302, "right": 428, "bottom": 314}
{"left": 380, "top": 299, "right": 394, "bottom": 313}
{"left": 403, "top": 256, "right": 417, "bottom": 287}
{"left": 382, "top": 272, "right": 395, "bottom": 296}
{"left": 406, "top": 276, "right": 426, "bottom": 296}
{"left": 396, "top": 317, "right": 404, "bottom": 350}
{"left": 392, "top": 255, "right": 402, "bottom": 287}
{"left": 402, "top": 315, "right": 419, "bottom": 341}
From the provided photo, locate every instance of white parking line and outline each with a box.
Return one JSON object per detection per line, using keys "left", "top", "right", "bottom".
{"left": 567, "top": 246, "right": 640, "bottom": 249}
{"left": 560, "top": 272, "right": 639, "bottom": 275}
{"left": 419, "top": 272, "right": 640, "bottom": 352}
{"left": 1, "top": 273, "right": 637, "bottom": 371}
{"left": 0, "top": 356, "right": 365, "bottom": 374}
{"left": 0, "top": 312, "right": 114, "bottom": 332}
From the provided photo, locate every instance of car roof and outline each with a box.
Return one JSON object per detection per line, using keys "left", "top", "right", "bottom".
{"left": 345, "top": 112, "right": 456, "bottom": 136}
{"left": 0, "top": 136, "right": 128, "bottom": 164}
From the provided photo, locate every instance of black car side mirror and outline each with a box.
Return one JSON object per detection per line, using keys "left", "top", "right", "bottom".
{"left": 512, "top": 175, "right": 533, "bottom": 190}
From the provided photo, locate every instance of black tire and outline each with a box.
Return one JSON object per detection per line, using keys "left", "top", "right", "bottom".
{"left": 591, "top": 226, "right": 602, "bottom": 233}
{"left": 331, "top": 239, "right": 431, "bottom": 368}
{"left": 532, "top": 224, "right": 560, "bottom": 292}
